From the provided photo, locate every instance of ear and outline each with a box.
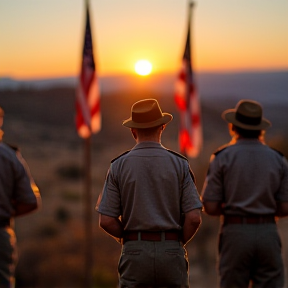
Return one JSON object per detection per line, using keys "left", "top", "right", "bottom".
{"left": 231, "top": 124, "right": 236, "bottom": 131}
{"left": 130, "top": 128, "right": 137, "bottom": 140}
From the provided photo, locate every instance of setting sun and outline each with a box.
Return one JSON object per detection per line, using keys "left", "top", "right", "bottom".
{"left": 134, "top": 60, "right": 153, "bottom": 76}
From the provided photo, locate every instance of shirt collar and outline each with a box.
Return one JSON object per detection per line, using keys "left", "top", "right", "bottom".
{"left": 235, "top": 138, "right": 264, "bottom": 145}
{"left": 132, "top": 141, "right": 164, "bottom": 150}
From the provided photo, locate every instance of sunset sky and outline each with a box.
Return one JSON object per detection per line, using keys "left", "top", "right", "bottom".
{"left": 0, "top": 0, "right": 287, "bottom": 79}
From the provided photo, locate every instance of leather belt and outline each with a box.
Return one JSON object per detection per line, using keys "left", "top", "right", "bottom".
{"left": 123, "top": 230, "right": 180, "bottom": 243}
{"left": 224, "top": 215, "right": 275, "bottom": 225}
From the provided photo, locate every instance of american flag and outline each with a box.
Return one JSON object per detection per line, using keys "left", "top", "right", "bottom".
{"left": 174, "top": 2, "right": 202, "bottom": 157}
{"left": 76, "top": 1, "right": 101, "bottom": 138}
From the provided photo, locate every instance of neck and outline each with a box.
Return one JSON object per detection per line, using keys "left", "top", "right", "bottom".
{"left": 236, "top": 135, "right": 260, "bottom": 140}
{"left": 132, "top": 126, "right": 163, "bottom": 144}
{"left": 136, "top": 137, "right": 160, "bottom": 144}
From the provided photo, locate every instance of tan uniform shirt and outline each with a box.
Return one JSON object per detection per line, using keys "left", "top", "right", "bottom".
{"left": 0, "top": 142, "right": 38, "bottom": 220}
{"left": 202, "top": 139, "right": 288, "bottom": 216}
{"left": 97, "top": 141, "right": 202, "bottom": 231}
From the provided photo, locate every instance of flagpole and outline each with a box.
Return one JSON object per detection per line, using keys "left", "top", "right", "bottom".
{"left": 189, "top": 1, "right": 194, "bottom": 71}
{"left": 76, "top": 0, "right": 100, "bottom": 285}
{"left": 185, "top": 1, "right": 193, "bottom": 159}
{"left": 84, "top": 134, "right": 93, "bottom": 288}
{"left": 83, "top": 2, "right": 92, "bottom": 287}
{"left": 183, "top": 0, "right": 193, "bottom": 159}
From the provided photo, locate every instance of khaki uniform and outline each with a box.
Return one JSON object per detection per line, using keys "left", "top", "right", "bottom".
{"left": 202, "top": 139, "right": 288, "bottom": 288}
{"left": 0, "top": 142, "right": 39, "bottom": 287}
{"left": 97, "top": 141, "right": 202, "bottom": 287}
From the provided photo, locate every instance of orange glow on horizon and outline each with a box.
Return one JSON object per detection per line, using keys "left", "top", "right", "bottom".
{"left": 1, "top": 43, "right": 287, "bottom": 80}
{"left": 0, "top": 1, "right": 287, "bottom": 80}
{"left": 2, "top": 43, "right": 287, "bottom": 80}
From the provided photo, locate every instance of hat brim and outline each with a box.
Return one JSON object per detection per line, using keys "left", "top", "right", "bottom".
{"left": 123, "top": 113, "right": 173, "bottom": 129}
{"left": 222, "top": 110, "right": 271, "bottom": 130}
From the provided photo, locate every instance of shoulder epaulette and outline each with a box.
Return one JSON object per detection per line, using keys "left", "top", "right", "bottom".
{"left": 166, "top": 149, "right": 188, "bottom": 160}
{"left": 166, "top": 149, "right": 195, "bottom": 183}
{"left": 111, "top": 150, "right": 131, "bottom": 163}
{"left": 4, "top": 142, "right": 19, "bottom": 152}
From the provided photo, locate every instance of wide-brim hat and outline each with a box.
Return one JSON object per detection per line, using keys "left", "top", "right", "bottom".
{"left": 222, "top": 99, "right": 271, "bottom": 130}
{"left": 123, "top": 98, "right": 173, "bottom": 129}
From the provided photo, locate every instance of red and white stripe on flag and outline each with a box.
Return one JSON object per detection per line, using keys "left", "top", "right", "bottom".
{"left": 76, "top": 3, "right": 101, "bottom": 138}
{"left": 175, "top": 60, "right": 202, "bottom": 158}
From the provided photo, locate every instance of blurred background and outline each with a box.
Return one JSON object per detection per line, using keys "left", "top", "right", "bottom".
{"left": 0, "top": 0, "right": 288, "bottom": 287}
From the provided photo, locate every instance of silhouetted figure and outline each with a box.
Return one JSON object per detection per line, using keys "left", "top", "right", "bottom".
{"left": 0, "top": 107, "right": 41, "bottom": 288}
{"left": 202, "top": 100, "right": 288, "bottom": 288}
{"left": 96, "top": 99, "right": 202, "bottom": 287}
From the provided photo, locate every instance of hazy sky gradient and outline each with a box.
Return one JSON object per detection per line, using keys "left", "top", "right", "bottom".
{"left": 1, "top": 0, "right": 287, "bottom": 79}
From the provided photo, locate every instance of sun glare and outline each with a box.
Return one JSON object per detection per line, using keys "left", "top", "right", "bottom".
{"left": 134, "top": 60, "right": 152, "bottom": 76}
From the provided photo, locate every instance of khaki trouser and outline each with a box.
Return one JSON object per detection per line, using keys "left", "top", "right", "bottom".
{"left": 118, "top": 239, "right": 189, "bottom": 288}
{"left": 219, "top": 223, "right": 284, "bottom": 288}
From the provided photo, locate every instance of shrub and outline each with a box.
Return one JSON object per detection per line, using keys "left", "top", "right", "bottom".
{"left": 55, "top": 206, "right": 71, "bottom": 223}
{"left": 56, "top": 163, "right": 84, "bottom": 180}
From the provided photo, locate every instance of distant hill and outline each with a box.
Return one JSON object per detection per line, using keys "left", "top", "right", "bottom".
{"left": 1, "top": 70, "right": 287, "bottom": 105}
{"left": 0, "top": 76, "right": 77, "bottom": 91}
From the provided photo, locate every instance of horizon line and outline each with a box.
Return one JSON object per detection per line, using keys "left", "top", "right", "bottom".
{"left": 1, "top": 68, "right": 287, "bottom": 82}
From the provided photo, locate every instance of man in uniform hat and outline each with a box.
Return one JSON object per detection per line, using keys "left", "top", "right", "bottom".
{"left": 202, "top": 99, "right": 288, "bottom": 288}
{"left": 96, "top": 98, "right": 202, "bottom": 288}
{"left": 0, "top": 106, "right": 41, "bottom": 287}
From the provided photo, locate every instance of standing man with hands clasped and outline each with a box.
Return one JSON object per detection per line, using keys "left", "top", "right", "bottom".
{"left": 202, "top": 99, "right": 288, "bottom": 288}
{"left": 96, "top": 98, "right": 202, "bottom": 288}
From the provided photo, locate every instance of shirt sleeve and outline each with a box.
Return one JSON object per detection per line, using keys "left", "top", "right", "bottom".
{"left": 13, "top": 154, "right": 38, "bottom": 205}
{"left": 181, "top": 162, "right": 202, "bottom": 213}
{"left": 201, "top": 154, "right": 224, "bottom": 202}
{"left": 275, "top": 156, "right": 288, "bottom": 202}
{"left": 96, "top": 164, "right": 122, "bottom": 218}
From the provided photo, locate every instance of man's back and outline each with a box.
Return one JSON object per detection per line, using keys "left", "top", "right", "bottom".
{"left": 203, "top": 139, "right": 288, "bottom": 216}
{"left": 104, "top": 141, "right": 199, "bottom": 231}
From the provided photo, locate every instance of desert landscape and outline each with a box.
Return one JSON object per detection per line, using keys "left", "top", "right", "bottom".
{"left": 0, "top": 71, "right": 288, "bottom": 288}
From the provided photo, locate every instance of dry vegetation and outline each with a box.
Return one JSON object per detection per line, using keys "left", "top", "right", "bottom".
{"left": 0, "top": 86, "right": 288, "bottom": 288}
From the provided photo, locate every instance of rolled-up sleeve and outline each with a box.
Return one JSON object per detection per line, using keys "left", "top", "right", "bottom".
{"left": 275, "top": 157, "right": 288, "bottom": 202}
{"left": 202, "top": 154, "right": 224, "bottom": 202}
{"left": 96, "top": 164, "right": 122, "bottom": 218}
{"left": 13, "top": 159, "right": 38, "bottom": 204}
{"left": 181, "top": 162, "right": 202, "bottom": 213}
